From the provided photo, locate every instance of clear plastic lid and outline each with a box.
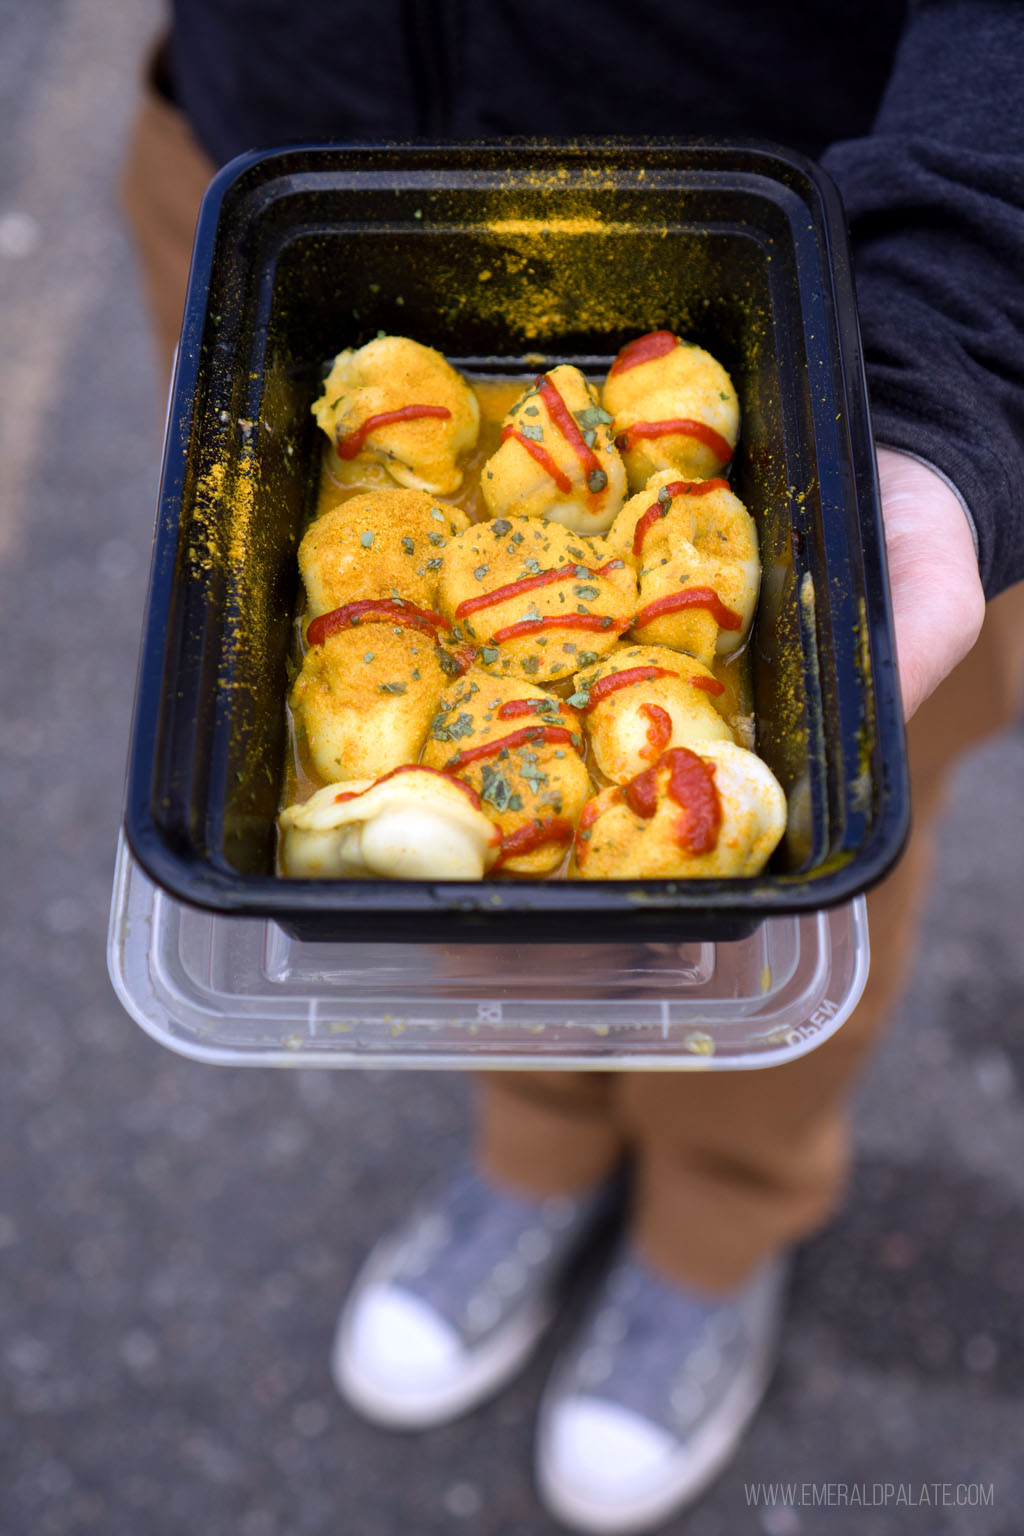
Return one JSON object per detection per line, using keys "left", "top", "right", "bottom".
{"left": 108, "top": 833, "right": 869, "bottom": 1071}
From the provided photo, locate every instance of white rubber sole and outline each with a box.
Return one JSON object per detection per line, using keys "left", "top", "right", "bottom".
{"left": 333, "top": 1284, "right": 555, "bottom": 1431}
{"left": 535, "top": 1286, "right": 783, "bottom": 1534}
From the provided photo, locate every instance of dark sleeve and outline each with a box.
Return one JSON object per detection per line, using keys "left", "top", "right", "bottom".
{"left": 820, "top": 0, "right": 1024, "bottom": 600}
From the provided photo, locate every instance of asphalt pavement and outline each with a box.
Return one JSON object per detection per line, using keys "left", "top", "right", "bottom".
{"left": 1, "top": 6, "right": 1023, "bottom": 1534}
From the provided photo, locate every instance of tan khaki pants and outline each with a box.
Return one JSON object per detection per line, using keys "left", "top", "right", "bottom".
{"left": 120, "top": 60, "right": 1024, "bottom": 1296}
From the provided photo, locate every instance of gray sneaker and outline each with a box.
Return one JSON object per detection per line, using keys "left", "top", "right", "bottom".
{"left": 333, "top": 1163, "right": 616, "bottom": 1428}
{"left": 536, "top": 1249, "right": 789, "bottom": 1534}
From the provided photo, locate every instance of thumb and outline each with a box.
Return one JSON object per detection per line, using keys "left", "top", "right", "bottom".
{"left": 876, "top": 447, "right": 985, "bottom": 720}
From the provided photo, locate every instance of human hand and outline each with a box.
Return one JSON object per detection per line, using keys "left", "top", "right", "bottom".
{"left": 876, "top": 447, "right": 986, "bottom": 721}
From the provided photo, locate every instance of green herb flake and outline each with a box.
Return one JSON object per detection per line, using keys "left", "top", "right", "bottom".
{"left": 448, "top": 712, "right": 475, "bottom": 739}
{"left": 480, "top": 764, "right": 515, "bottom": 811}
{"left": 519, "top": 424, "right": 544, "bottom": 442}
{"left": 574, "top": 584, "right": 600, "bottom": 601}
{"left": 426, "top": 557, "right": 444, "bottom": 570}
{"left": 430, "top": 507, "right": 445, "bottom": 522}
{"left": 401, "top": 536, "right": 415, "bottom": 554}
{"left": 412, "top": 668, "right": 421, "bottom": 681}
{"left": 523, "top": 405, "right": 540, "bottom": 417}
{"left": 481, "top": 646, "right": 500, "bottom": 664}
{"left": 437, "top": 650, "right": 463, "bottom": 677}
{"left": 574, "top": 405, "right": 614, "bottom": 429}
{"left": 521, "top": 655, "right": 540, "bottom": 675}
{"left": 562, "top": 642, "right": 577, "bottom": 654}
{"left": 577, "top": 650, "right": 599, "bottom": 666}
{"left": 491, "top": 519, "right": 511, "bottom": 536}
{"left": 379, "top": 681, "right": 407, "bottom": 695}
{"left": 522, "top": 557, "right": 541, "bottom": 574}
{"left": 473, "top": 564, "right": 489, "bottom": 582}
{"left": 360, "top": 530, "right": 374, "bottom": 548}
{"left": 587, "top": 469, "right": 608, "bottom": 494}
{"left": 428, "top": 531, "right": 445, "bottom": 546}
{"left": 582, "top": 428, "right": 597, "bottom": 449}
{"left": 566, "top": 689, "right": 591, "bottom": 708}
{"left": 363, "top": 651, "right": 376, "bottom": 664}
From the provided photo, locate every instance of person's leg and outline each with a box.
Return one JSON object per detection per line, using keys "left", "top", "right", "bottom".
{"left": 119, "top": 39, "right": 215, "bottom": 383}
{"left": 477, "top": 1070, "right": 624, "bottom": 1197}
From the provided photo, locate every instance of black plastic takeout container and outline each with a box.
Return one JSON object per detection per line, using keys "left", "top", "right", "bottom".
{"left": 125, "top": 141, "right": 909, "bottom": 944}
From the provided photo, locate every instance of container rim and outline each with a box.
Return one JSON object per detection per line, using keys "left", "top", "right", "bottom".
{"left": 125, "top": 138, "right": 910, "bottom": 942}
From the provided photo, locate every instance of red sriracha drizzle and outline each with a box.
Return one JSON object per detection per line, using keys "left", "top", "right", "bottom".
{"left": 639, "top": 703, "right": 673, "bottom": 760}
{"left": 443, "top": 725, "right": 582, "bottom": 773}
{"left": 665, "top": 748, "right": 722, "bottom": 854}
{"left": 332, "top": 763, "right": 487, "bottom": 814}
{"left": 535, "top": 374, "right": 606, "bottom": 496}
{"left": 631, "top": 479, "right": 731, "bottom": 556}
{"left": 493, "top": 816, "right": 575, "bottom": 869}
{"left": 493, "top": 613, "right": 627, "bottom": 644}
{"left": 623, "top": 766, "right": 659, "bottom": 819}
{"left": 607, "top": 330, "right": 678, "bottom": 378}
{"left": 306, "top": 599, "right": 451, "bottom": 646}
{"left": 580, "top": 665, "right": 675, "bottom": 712}
{"left": 690, "top": 674, "right": 725, "bottom": 696}
{"left": 336, "top": 405, "right": 451, "bottom": 460}
{"left": 623, "top": 748, "right": 722, "bottom": 855}
{"left": 455, "top": 560, "right": 623, "bottom": 620}
{"left": 616, "top": 419, "right": 733, "bottom": 465}
{"left": 633, "top": 588, "right": 742, "bottom": 633}
{"left": 500, "top": 423, "right": 573, "bottom": 494}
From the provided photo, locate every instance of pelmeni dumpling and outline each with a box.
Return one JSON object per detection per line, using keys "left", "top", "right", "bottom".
{"left": 602, "top": 330, "right": 739, "bottom": 491}
{"left": 574, "top": 740, "right": 786, "bottom": 880}
{"left": 481, "top": 365, "right": 627, "bottom": 534}
{"left": 312, "top": 336, "right": 480, "bottom": 496}
{"left": 279, "top": 768, "right": 500, "bottom": 880}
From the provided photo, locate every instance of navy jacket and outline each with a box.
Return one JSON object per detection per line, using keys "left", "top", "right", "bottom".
{"left": 169, "top": 0, "right": 1024, "bottom": 599}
